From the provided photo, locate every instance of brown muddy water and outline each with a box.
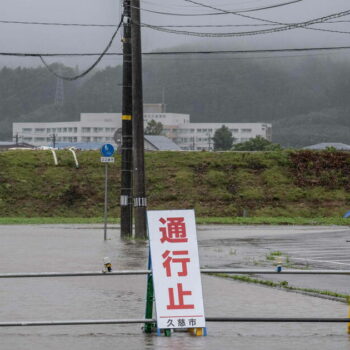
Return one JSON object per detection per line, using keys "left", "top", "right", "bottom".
{"left": 0, "top": 225, "right": 349, "bottom": 350}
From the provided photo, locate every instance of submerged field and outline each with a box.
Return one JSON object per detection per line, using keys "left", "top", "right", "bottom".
{"left": 0, "top": 149, "right": 350, "bottom": 219}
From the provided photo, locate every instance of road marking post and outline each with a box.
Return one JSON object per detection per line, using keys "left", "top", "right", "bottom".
{"left": 100, "top": 144, "right": 116, "bottom": 241}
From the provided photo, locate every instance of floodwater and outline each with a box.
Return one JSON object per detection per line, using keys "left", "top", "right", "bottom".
{"left": 0, "top": 225, "right": 349, "bottom": 350}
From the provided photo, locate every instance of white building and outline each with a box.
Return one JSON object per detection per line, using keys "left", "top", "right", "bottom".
{"left": 13, "top": 104, "right": 271, "bottom": 150}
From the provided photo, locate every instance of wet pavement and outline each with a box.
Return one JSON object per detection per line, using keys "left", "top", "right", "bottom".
{"left": 198, "top": 225, "right": 350, "bottom": 295}
{"left": 0, "top": 224, "right": 349, "bottom": 350}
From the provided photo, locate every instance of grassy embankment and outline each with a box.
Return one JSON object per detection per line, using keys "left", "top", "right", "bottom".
{"left": 0, "top": 149, "right": 350, "bottom": 224}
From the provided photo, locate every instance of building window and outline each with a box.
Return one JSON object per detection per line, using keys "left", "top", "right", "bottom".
{"left": 74, "top": 128, "right": 78, "bottom": 133}
{"left": 35, "top": 128, "right": 45, "bottom": 133}
{"left": 22, "top": 137, "right": 32, "bottom": 142}
{"left": 93, "top": 127, "right": 103, "bottom": 133}
{"left": 22, "top": 128, "right": 32, "bottom": 133}
{"left": 82, "top": 128, "right": 91, "bottom": 133}
{"left": 241, "top": 129, "right": 252, "bottom": 133}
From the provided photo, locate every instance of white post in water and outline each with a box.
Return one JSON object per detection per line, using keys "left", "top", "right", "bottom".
{"left": 100, "top": 144, "right": 116, "bottom": 241}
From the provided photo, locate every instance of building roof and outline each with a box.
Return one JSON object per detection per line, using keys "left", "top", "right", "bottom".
{"left": 303, "top": 142, "right": 350, "bottom": 150}
{"left": 0, "top": 142, "right": 34, "bottom": 149}
{"left": 144, "top": 135, "right": 181, "bottom": 151}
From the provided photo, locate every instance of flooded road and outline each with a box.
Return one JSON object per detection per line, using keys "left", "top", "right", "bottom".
{"left": 0, "top": 225, "right": 349, "bottom": 350}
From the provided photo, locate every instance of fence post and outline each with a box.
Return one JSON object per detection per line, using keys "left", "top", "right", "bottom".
{"left": 144, "top": 254, "right": 155, "bottom": 333}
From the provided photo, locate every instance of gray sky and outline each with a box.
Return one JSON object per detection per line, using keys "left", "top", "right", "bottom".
{"left": 0, "top": 0, "right": 350, "bottom": 69}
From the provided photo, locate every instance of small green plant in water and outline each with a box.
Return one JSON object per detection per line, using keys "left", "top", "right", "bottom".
{"left": 266, "top": 251, "right": 282, "bottom": 261}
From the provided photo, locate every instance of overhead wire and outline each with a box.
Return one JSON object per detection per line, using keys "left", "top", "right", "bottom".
{"left": 3, "top": 45, "right": 350, "bottom": 57}
{"left": 181, "top": 0, "right": 350, "bottom": 35}
{"left": 142, "top": 8, "right": 350, "bottom": 37}
{"left": 39, "top": 14, "right": 124, "bottom": 81}
{"left": 0, "top": 18, "right": 348, "bottom": 30}
{"left": 133, "top": 0, "right": 302, "bottom": 16}
{"left": 0, "top": 19, "right": 116, "bottom": 27}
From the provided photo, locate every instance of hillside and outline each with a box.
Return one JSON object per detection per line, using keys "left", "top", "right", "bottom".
{"left": 0, "top": 150, "right": 349, "bottom": 218}
{"left": 2, "top": 55, "right": 350, "bottom": 147}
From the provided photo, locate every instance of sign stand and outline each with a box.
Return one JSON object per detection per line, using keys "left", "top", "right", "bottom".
{"left": 144, "top": 252, "right": 155, "bottom": 334}
{"left": 145, "top": 210, "right": 207, "bottom": 337}
{"left": 144, "top": 254, "right": 207, "bottom": 337}
{"left": 100, "top": 144, "right": 116, "bottom": 241}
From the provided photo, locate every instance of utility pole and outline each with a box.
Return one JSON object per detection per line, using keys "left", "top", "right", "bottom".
{"left": 13, "top": 133, "right": 19, "bottom": 146}
{"left": 51, "top": 134, "right": 56, "bottom": 148}
{"left": 120, "top": 0, "right": 133, "bottom": 238}
{"left": 131, "top": 0, "right": 147, "bottom": 239}
{"left": 207, "top": 132, "right": 212, "bottom": 151}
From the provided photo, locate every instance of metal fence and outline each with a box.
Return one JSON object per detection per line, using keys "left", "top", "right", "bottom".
{"left": 0, "top": 268, "right": 349, "bottom": 328}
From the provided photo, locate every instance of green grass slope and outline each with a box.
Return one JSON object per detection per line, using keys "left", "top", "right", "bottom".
{"left": 0, "top": 150, "right": 350, "bottom": 219}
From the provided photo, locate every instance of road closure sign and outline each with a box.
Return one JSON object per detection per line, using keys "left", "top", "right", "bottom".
{"left": 147, "top": 209, "right": 206, "bottom": 330}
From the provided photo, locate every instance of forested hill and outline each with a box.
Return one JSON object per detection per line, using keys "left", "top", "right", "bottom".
{"left": 1, "top": 55, "right": 350, "bottom": 147}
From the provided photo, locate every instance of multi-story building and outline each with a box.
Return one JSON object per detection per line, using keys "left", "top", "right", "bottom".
{"left": 13, "top": 104, "right": 272, "bottom": 150}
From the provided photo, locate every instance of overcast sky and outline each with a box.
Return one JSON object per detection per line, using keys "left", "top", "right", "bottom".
{"left": 0, "top": 0, "right": 350, "bottom": 69}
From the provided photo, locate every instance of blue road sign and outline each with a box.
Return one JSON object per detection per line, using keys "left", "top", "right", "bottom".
{"left": 100, "top": 144, "right": 115, "bottom": 157}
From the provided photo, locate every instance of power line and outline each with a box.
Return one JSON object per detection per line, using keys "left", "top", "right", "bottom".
{"left": 142, "top": 19, "right": 350, "bottom": 28}
{"left": 0, "top": 18, "right": 347, "bottom": 30}
{"left": 135, "top": 0, "right": 302, "bottom": 16}
{"left": 142, "top": 8, "right": 350, "bottom": 37}
{"left": 39, "top": 15, "right": 124, "bottom": 81}
{"left": 182, "top": 0, "right": 350, "bottom": 36}
{"left": 3, "top": 45, "right": 350, "bottom": 58}
{"left": 0, "top": 19, "right": 116, "bottom": 27}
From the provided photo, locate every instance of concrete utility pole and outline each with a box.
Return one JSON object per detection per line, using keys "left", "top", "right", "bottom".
{"left": 131, "top": 0, "right": 147, "bottom": 239}
{"left": 120, "top": 0, "right": 133, "bottom": 238}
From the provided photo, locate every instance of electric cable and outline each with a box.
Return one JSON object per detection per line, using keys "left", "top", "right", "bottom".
{"left": 182, "top": 0, "right": 350, "bottom": 35}
{"left": 141, "top": 8, "right": 350, "bottom": 37}
{"left": 0, "top": 19, "right": 116, "bottom": 27}
{"left": 135, "top": 0, "right": 302, "bottom": 16}
{"left": 3, "top": 45, "right": 350, "bottom": 58}
{"left": 39, "top": 15, "right": 124, "bottom": 81}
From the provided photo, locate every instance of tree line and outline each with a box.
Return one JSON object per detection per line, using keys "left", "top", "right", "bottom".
{"left": 2, "top": 55, "right": 350, "bottom": 147}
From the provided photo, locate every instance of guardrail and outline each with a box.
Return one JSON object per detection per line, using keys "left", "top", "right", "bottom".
{"left": 1, "top": 268, "right": 349, "bottom": 331}
{"left": 1, "top": 317, "right": 350, "bottom": 327}
{"left": 0, "top": 269, "right": 349, "bottom": 278}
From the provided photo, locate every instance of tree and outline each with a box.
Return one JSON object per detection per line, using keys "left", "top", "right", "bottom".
{"left": 145, "top": 120, "right": 163, "bottom": 135}
{"left": 233, "top": 136, "right": 281, "bottom": 151}
{"left": 213, "top": 125, "right": 234, "bottom": 151}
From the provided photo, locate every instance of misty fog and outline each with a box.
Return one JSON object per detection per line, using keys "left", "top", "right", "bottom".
{"left": 1, "top": 0, "right": 350, "bottom": 147}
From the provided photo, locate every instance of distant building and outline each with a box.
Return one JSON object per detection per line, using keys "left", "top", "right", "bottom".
{"left": 13, "top": 103, "right": 272, "bottom": 150}
{"left": 303, "top": 142, "right": 350, "bottom": 150}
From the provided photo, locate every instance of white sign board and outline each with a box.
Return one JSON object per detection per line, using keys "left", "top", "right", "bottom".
{"left": 147, "top": 209, "right": 206, "bottom": 330}
{"left": 100, "top": 157, "right": 115, "bottom": 163}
